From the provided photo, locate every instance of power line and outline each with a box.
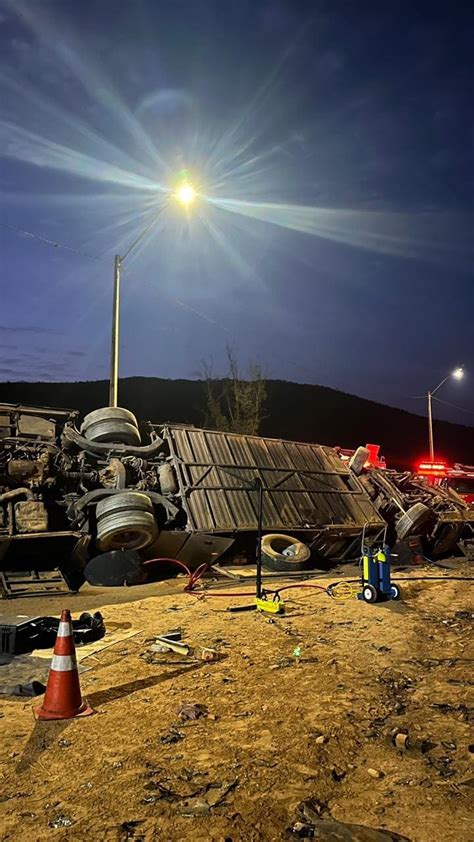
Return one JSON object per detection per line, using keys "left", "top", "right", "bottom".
{"left": 0, "top": 221, "right": 103, "bottom": 262}
{"left": 432, "top": 395, "right": 474, "bottom": 416}
{"left": 1, "top": 217, "right": 233, "bottom": 336}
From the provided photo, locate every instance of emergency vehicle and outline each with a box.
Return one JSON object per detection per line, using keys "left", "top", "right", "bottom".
{"left": 416, "top": 461, "right": 474, "bottom": 505}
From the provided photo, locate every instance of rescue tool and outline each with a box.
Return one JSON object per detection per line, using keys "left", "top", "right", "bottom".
{"left": 254, "top": 477, "right": 285, "bottom": 614}
{"left": 357, "top": 527, "right": 401, "bottom": 604}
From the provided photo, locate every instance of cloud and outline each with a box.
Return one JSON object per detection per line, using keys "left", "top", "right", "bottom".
{"left": 0, "top": 324, "right": 60, "bottom": 334}
{"left": 318, "top": 50, "right": 345, "bottom": 74}
{"left": 8, "top": 37, "right": 33, "bottom": 58}
{"left": 0, "top": 369, "right": 69, "bottom": 381}
{"left": 0, "top": 348, "right": 77, "bottom": 380}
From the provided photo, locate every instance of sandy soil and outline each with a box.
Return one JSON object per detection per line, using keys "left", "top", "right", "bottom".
{"left": 0, "top": 565, "right": 472, "bottom": 841}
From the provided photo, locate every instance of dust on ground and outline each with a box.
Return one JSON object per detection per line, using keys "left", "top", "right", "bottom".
{"left": 0, "top": 566, "right": 472, "bottom": 841}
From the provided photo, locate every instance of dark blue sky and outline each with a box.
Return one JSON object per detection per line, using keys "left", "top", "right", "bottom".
{"left": 0, "top": 0, "right": 472, "bottom": 425}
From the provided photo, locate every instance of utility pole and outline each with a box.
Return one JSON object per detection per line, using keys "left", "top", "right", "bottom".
{"left": 427, "top": 390, "right": 434, "bottom": 462}
{"left": 106, "top": 188, "right": 193, "bottom": 408}
{"left": 109, "top": 254, "right": 121, "bottom": 407}
{"left": 425, "top": 367, "right": 464, "bottom": 462}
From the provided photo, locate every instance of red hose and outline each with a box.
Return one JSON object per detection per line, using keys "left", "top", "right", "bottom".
{"left": 143, "top": 557, "right": 191, "bottom": 575}
{"left": 142, "top": 557, "right": 254, "bottom": 595}
{"left": 191, "top": 590, "right": 258, "bottom": 598}
{"left": 191, "top": 563, "right": 209, "bottom": 588}
{"left": 143, "top": 557, "right": 195, "bottom": 590}
{"left": 143, "top": 558, "right": 329, "bottom": 600}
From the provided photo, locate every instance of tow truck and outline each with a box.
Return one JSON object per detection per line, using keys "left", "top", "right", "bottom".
{"left": 446, "top": 465, "right": 474, "bottom": 505}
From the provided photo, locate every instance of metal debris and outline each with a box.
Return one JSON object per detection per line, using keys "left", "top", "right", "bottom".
{"left": 119, "top": 819, "right": 145, "bottom": 840}
{"left": 161, "top": 728, "right": 184, "bottom": 745}
{"left": 142, "top": 782, "right": 176, "bottom": 801}
{"left": 289, "top": 800, "right": 411, "bottom": 840}
{"left": 205, "top": 779, "right": 238, "bottom": 807}
{"left": 48, "top": 815, "right": 73, "bottom": 828}
{"left": 177, "top": 703, "right": 208, "bottom": 721}
{"left": 150, "top": 639, "right": 190, "bottom": 656}
{"left": 196, "top": 646, "right": 218, "bottom": 662}
{"left": 142, "top": 777, "right": 238, "bottom": 814}
{"left": 178, "top": 797, "right": 210, "bottom": 817}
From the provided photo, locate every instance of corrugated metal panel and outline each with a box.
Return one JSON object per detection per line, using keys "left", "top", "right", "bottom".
{"left": 165, "top": 426, "right": 384, "bottom": 535}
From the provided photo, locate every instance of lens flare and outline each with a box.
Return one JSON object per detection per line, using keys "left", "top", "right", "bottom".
{"left": 175, "top": 183, "right": 196, "bottom": 206}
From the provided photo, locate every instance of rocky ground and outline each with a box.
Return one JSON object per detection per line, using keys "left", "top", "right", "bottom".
{"left": 0, "top": 563, "right": 472, "bottom": 841}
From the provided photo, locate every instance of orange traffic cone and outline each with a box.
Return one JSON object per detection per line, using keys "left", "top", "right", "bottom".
{"left": 34, "top": 609, "right": 94, "bottom": 721}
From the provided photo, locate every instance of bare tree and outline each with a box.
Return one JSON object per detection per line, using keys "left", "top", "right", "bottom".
{"left": 202, "top": 345, "right": 267, "bottom": 435}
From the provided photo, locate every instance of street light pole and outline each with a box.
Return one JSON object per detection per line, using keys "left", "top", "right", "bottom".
{"left": 106, "top": 209, "right": 166, "bottom": 407}
{"left": 109, "top": 254, "right": 122, "bottom": 408}
{"left": 426, "top": 367, "right": 464, "bottom": 462}
{"left": 427, "top": 390, "right": 434, "bottom": 462}
{"left": 106, "top": 184, "right": 195, "bottom": 408}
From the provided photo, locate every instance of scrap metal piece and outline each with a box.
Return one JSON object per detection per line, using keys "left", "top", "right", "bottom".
{"left": 151, "top": 638, "right": 190, "bottom": 656}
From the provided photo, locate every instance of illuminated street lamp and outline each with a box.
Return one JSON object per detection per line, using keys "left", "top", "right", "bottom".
{"left": 175, "top": 182, "right": 195, "bottom": 206}
{"left": 427, "top": 367, "right": 464, "bottom": 462}
{"left": 108, "top": 178, "right": 196, "bottom": 407}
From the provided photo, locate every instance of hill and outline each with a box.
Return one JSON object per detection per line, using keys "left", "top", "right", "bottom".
{"left": 0, "top": 377, "right": 472, "bottom": 468}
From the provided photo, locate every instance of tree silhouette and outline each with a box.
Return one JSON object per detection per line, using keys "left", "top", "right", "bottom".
{"left": 202, "top": 345, "right": 267, "bottom": 435}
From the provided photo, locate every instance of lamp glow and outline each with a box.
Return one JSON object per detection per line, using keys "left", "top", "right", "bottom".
{"left": 452, "top": 367, "right": 464, "bottom": 380}
{"left": 175, "top": 182, "right": 195, "bottom": 205}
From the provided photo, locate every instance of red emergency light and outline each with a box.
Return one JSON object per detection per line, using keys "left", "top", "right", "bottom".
{"left": 416, "top": 460, "right": 448, "bottom": 477}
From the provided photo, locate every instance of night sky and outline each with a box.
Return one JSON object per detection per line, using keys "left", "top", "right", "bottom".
{"left": 0, "top": 0, "right": 472, "bottom": 425}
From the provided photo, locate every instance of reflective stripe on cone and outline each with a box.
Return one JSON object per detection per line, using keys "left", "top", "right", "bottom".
{"left": 50, "top": 654, "right": 77, "bottom": 672}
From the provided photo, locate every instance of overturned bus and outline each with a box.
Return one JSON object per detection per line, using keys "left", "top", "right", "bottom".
{"left": 0, "top": 403, "right": 472, "bottom": 594}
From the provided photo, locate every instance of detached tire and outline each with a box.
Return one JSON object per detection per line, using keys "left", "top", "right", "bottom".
{"left": 95, "top": 492, "right": 157, "bottom": 551}
{"left": 81, "top": 407, "right": 141, "bottom": 446}
{"left": 261, "top": 533, "right": 311, "bottom": 572}
{"left": 396, "top": 503, "right": 431, "bottom": 541}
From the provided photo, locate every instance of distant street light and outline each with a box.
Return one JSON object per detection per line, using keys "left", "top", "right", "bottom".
{"left": 427, "top": 367, "right": 464, "bottom": 462}
{"left": 108, "top": 177, "right": 196, "bottom": 407}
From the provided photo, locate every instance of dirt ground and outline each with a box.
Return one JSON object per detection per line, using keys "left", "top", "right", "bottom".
{"left": 0, "top": 564, "right": 472, "bottom": 841}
